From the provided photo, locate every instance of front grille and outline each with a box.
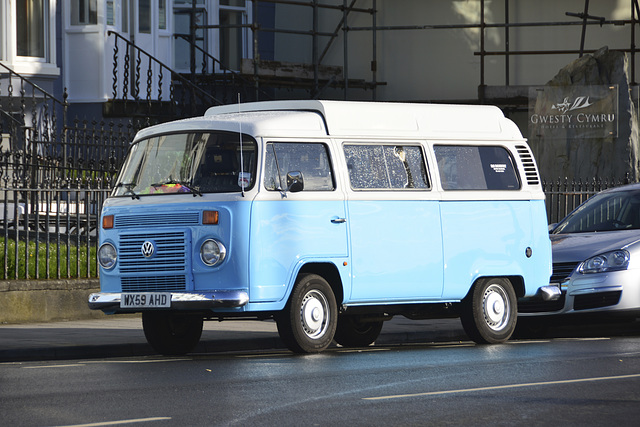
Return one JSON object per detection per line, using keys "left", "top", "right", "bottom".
{"left": 118, "top": 230, "right": 190, "bottom": 292}
{"left": 115, "top": 212, "right": 200, "bottom": 228}
{"left": 519, "top": 293, "right": 566, "bottom": 313}
{"left": 122, "top": 275, "right": 187, "bottom": 292}
{"left": 574, "top": 291, "right": 622, "bottom": 310}
{"left": 551, "top": 262, "right": 580, "bottom": 283}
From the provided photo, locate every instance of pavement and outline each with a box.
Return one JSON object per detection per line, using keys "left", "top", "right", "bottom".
{"left": 0, "top": 316, "right": 470, "bottom": 362}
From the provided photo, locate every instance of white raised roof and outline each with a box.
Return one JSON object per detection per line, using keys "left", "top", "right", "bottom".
{"left": 205, "top": 100, "right": 524, "bottom": 140}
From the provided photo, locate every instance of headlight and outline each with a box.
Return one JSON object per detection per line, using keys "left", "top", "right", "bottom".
{"left": 579, "top": 250, "right": 629, "bottom": 274}
{"left": 98, "top": 243, "right": 117, "bottom": 269}
{"left": 200, "top": 239, "right": 226, "bottom": 266}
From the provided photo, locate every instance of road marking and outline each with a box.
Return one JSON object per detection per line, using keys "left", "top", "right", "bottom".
{"left": 83, "top": 358, "right": 189, "bottom": 364}
{"left": 23, "top": 364, "right": 85, "bottom": 369}
{"left": 236, "top": 352, "right": 292, "bottom": 358}
{"left": 363, "top": 373, "right": 640, "bottom": 401}
{"left": 54, "top": 417, "right": 171, "bottom": 426}
{"left": 430, "top": 344, "right": 476, "bottom": 349}
{"left": 22, "top": 359, "right": 188, "bottom": 369}
{"left": 337, "top": 348, "right": 390, "bottom": 353}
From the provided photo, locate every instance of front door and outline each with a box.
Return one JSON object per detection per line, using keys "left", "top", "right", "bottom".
{"left": 250, "top": 140, "right": 349, "bottom": 303}
{"left": 126, "top": 0, "right": 171, "bottom": 99}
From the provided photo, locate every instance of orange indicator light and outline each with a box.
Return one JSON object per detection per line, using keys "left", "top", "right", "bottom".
{"left": 203, "top": 210, "right": 219, "bottom": 225}
{"left": 102, "top": 215, "right": 114, "bottom": 229}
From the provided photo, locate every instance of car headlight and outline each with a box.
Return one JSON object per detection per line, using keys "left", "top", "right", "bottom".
{"left": 579, "top": 250, "right": 629, "bottom": 274}
{"left": 98, "top": 243, "right": 117, "bottom": 269}
{"left": 200, "top": 239, "right": 226, "bottom": 266}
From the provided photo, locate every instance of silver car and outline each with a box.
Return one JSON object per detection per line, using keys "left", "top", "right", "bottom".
{"left": 519, "top": 183, "right": 640, "bottom": 320}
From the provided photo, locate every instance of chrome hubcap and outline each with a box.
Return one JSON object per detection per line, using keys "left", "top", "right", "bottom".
{"left": 300, "top": 290, "right": 329, "bottom": 339}
{"left": 483, "top": 284, "right": 509, "bottom": 331}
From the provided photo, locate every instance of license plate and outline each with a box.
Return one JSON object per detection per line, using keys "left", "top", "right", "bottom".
{"left": 120, "top": 293, "right": 171, "bottom": 308}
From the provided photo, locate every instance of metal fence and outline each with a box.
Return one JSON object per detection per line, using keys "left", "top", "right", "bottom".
{"left": 542, "top": 175, "right": 633, "bottom": 224}
{"left": 0, "top": 119, "right": 136, "bottom": 280}
{"left": 1, "top": 63, "right": 141, "bottom": 280}
{"left": 1, "top": 186, "right": 110, "bottom": 280}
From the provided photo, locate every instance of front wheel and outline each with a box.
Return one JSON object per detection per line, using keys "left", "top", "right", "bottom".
{"left": 276, "top": 274, "right": 337, "bottom": 353}
{"left": 142, "top": 312, "right": 203, "bottom": 356}
{"left": 460, "top": 278, "right": 517, "bottom": 344}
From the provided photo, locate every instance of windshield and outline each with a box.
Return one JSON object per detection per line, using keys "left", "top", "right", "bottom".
{"left": 113, "top": 131, "right": 257, "bottom": 197}
{"left": 553, "top": 189, "right": 640, "bottom": 234}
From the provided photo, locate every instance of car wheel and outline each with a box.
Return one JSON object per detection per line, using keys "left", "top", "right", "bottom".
{"left": 276, "top": 274, "right": 337, "bottom": 353}
{"left": 142, "top": 312, "right": 203, "bottom": 356}
{"left": 461, "top": 277, "right": 517, "bottom": 344}
{"left": 333, "top": 316, "right": 383, "bottom": 347}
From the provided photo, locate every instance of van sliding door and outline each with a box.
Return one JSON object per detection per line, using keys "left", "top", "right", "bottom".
{"left": 342, "top": 143, "right": 444, "bottom": 302}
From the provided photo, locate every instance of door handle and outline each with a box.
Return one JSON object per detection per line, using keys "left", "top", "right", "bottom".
{"left": 331, "top": 218, "right": 347, "bottom": 224}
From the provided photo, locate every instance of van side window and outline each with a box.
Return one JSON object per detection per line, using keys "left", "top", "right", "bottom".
{"left": 343, "top": 144, "right": 430, "bottom": 190}
{"left": 264, "top": 142, "right": 335, "bottom": 191}
{"left": 434, "top": 145, "right": 520, "bottom": 190}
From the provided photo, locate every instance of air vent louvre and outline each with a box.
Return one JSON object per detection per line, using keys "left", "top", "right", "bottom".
{"left": 115, "top": 212, "right": 200, "bottom": 228}
{"left": 516, "top": 145, "right": 540, "bottom": 186}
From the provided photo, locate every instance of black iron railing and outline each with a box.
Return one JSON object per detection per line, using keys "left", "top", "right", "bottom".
{"left": 0, "top": 63, "right": 140, "bottom": 280}
{"left": 543, "top": 175, "right": 633, "bottom": 224}
{"left": 107, "top": 31, "right": 223, "bottom": 118}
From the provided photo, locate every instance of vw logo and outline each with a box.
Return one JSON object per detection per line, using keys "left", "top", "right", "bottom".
{"left": 141, "top": 240, "right": 155, "bottom": 258}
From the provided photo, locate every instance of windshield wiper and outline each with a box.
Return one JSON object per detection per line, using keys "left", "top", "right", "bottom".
{"left": 114, "top": 182, "right": 140, "bottom": 199}
{"left": 151, "top": 179, "right": 202, "bottom": 197}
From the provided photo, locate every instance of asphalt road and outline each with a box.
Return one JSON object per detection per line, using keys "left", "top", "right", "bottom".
{"left": 2, "top": 334, "right": 639, "bottom": 426}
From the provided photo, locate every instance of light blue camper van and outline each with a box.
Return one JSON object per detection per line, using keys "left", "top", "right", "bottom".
{"left": 89, "top": 100, "right": 553, "bottom": 355}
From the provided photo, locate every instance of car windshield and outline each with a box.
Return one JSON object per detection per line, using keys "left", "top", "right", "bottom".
{"left": 113, "top": 131, "right": 257, "bottom": 197}
{"left": 553, "top": 189, "right": 640, "bottom": 234}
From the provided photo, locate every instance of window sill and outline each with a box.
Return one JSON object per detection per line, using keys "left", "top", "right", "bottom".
{"left": 1, "top": 61, "right": 60, "bottom": 78}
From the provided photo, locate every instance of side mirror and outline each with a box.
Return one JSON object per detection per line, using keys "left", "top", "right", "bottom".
{"left": 286, "top": 171, "right": 304, "bottom": 193}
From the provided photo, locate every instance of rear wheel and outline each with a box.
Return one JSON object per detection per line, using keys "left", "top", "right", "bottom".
{"left": 333, "top": 316, "right": 383, "bottom": 347}
{"left": 276, "top": 274, "right": 337, "bottom": 353}
{"left": 142, "top": 312, "right": 203, "bottom": 356}
{"left": 460, "top": 278, "right": 517, "bottom": 344}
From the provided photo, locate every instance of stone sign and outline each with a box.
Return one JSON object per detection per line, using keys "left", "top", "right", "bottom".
{"left": 529, "top": 85, "right": 618, "bottom": 140}
{"left": 526, "top": 47, "right": 638, "bottom": 182}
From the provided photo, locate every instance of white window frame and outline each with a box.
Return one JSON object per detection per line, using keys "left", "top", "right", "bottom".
{"left": 172, "top": 0, "right": 207, "bottom": 72}
{"left": 0, "top": 0, "right": 59, "bottom": 76}
{"left": 213, "top": 0, "right": 253, "bottom": 72}
{"left": 0, "top": 1, "right": 6, "bottom": 62}
{"left": 70, "top": 0, "right": 98, "bottom": 26}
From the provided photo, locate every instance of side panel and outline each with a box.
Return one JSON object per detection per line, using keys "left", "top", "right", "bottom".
{"left": 522, "top": 199, "right": 553, "bottom": 295}
{"left": 248, "top": 197, "right": 349, "bottom": 304}
{"left": 347, "top": 200, "right": 444, "bottom": 302}
{"left": 439, "top": 199, "right": 551, "bottom": 299}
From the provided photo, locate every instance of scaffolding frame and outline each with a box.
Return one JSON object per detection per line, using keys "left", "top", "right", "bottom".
{"left": 189, "top": 0, "right": 640, "bottom": 103}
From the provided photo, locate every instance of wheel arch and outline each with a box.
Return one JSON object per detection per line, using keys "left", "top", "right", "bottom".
{"left": 297, "top": 262, "right": 345, "bottom": 305}
{"left": 463, "top": 275, "right": 524, "bottom": 301}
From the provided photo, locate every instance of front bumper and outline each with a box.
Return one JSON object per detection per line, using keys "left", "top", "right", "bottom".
{"left": 520, "top": 268, "right": 640, "bottom": 317}
{"left": 88, "top": 290, "right": 249, "bottom": 312}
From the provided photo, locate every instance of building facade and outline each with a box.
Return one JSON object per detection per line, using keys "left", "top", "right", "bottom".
{"left": 1, "top": 0, "right": 639, "bottom": 179}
